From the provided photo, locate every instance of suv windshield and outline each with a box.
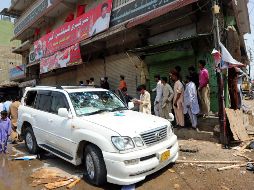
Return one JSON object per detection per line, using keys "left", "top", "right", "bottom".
{"left": 69, "top": 91, "right": 127, "bottom": 116}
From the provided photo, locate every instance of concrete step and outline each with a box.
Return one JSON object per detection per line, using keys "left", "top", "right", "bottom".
{"left": 174, "top": 127, "right": 219, "bottom": 143}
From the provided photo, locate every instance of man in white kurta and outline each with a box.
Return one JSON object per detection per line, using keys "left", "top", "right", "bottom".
{"left": 136, "top": 85, "right": 151, "bottom": 114}
{"left": 161, "top": 77, "right": 174, "bottom": 119}
{"left": 184, "top": 77, "right": 200, "bottom": 128}
{"left": 152, "top": 75, "right": 163, "bottom": 116}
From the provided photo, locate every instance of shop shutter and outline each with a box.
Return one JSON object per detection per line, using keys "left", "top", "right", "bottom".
{"left": 105, "top": 53, "right": 141, "bottom": 97}
{"left": 56, "top": 69, "right": 77, "bottom": 85}
{"left": 77, "top": 53, "right": 141, "bottom": 97}
{"left": 78, "top": 59, "right": 105, "bottom": 86}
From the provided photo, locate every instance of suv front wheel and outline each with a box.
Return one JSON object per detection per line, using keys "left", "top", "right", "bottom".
{"left": 83, "top": 144, "right": 107, "bottom": 186}
{"left": 24, "top": 127, "right": 39, "bottom": 154}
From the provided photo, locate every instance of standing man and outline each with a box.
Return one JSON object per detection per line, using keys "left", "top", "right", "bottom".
{"left": 152, "top": 75, "right": 163, "bottom": 116}
{"left": 118, "top": 75, "right": 127, "bottom": 91}
{"left": 198, "top": 60, "right": 210, "bottom": 117}
{"left": 236, "top": 67, "right": 247, "bottom": 109}
{"left": 89, "top": 77, "right": 95, "bottom": 85}
{"left": 161, "top": 77, "right": 174, "bottom": 119}
{"left": 9, "top": 96, "right": 21, "bottom": 143}
{"left": 184, "top": 76, "right": 200, "bottom": 129}
{"left": 101, "top": 77, "right": 110, "bottom": 90}
{"left": 3, "top": 97, "right": 12, "bottom": 115}
{"left": 0, "top": 111, "right": 11, "bottom": 153}
{"left": 135, "top": 85, "right": 151, "bottom": 114}
{"left": 170, "top": 70, "right": 184, "bottom": 127}
{"left": 188, "top": 66, "right": 199, "bottom": 90}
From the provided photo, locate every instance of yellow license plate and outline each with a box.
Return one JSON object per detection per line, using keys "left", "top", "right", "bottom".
{"left": 160, "top": 150, "right": 170, "bottom": 162}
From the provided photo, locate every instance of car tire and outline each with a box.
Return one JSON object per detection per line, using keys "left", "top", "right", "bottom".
{"left": 24, "top": 127, "right": 39, "bottom": 154}
{"left": 83, "top": 144, "right": 107, "bottom": 186}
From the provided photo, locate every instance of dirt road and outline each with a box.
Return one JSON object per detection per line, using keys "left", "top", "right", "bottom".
{"left": 0, "top": 139, "right": 253, "bottom": 190}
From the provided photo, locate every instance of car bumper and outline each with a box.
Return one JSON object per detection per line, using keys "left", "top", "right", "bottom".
{"left": 103, "top": 134, "right": 179, "bottom": 185}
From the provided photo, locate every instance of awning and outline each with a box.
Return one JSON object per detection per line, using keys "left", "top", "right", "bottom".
{"left": 18, "top": 79, "right": 36, "bottom": 88}
{"left": 0, "top": 81, "right": 19, "bottom": 87}
{"left": 129, "top": 33, "right": 212, "bottom": 54}
{"left": 27, "top": 61, "right": 40, "bottom": 67}
{"left": 12, "top": 40, "right": 31, "bottom": 54}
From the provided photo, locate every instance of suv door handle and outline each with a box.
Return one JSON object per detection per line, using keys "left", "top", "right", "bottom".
{"left": 48, "top": 119, "right": 53, "bottom": 122}
{"left": 32, "top": 114, "right": 36, "bottom": 117}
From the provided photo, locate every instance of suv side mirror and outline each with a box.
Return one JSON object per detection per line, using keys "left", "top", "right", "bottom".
{"left": 128, "top": 102, "right": 134, "bottom": 110}
{"left": 168, "top": 113, "right": 174, "bottom": 122}
{"left": 58, "top": 108, "right": 70, "bottom": 118}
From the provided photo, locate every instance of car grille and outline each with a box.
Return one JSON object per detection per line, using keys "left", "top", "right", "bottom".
{"left": 140, "top": 126, "right": 167, "bottom": 146}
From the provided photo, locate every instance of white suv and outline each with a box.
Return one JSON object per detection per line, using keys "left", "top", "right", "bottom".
{"left": 18, "top": 86, "right": 178, "bottom": 186}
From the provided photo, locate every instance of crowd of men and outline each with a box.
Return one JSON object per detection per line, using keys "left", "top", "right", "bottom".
{"left": 133, "top": 60, "right": 210, "bottom": 130}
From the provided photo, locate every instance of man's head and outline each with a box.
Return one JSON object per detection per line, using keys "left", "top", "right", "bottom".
{"left": 104, "top": 77, "right": 108, "bottom": 81}
{"left": 161, "top": 77, "right": 168, "bottom": 85}
{"left": 79, "top": 81, "right": 84, "bottom": 85}
{"left": 120, "top": 75, "right": 125, "bottom": 80}
{"left": 90, "top": 77, "right": 94, "bottom": 82}
{"left": 1, "top": 110, "right": 8, "bottom": 120}
{"left": 170, "top": 69, "right": 179, "bottom": 82}
{"left": 188, "top": 66, "right": 195, "bottom": 74}
{"left": 154, "top": 74, "right": 160, "bottom": 82}
{"left": 101, "top": 3, "right": 108, "bottom": 18}
{"left": 137, "top": 84, "right": 146, "bottom": 95}
{"left": 185, "top": 75, "right": 191, "bottom": 84}
{"left": 175, "top": 66, "right": 181, "bottom": 73}
{"left": 199, "top": 60, "right": 206, "bottom": 69}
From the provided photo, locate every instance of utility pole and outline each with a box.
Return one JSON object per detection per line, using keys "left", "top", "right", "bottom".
{"left": 212, "top": 1, "right": 228, "bottom": 146}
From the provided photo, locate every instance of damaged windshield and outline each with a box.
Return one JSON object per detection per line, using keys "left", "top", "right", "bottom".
{"left": 69, "top": 91, "right": 127, "bottom": 116}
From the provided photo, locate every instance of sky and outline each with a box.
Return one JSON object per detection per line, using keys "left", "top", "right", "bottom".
{"left": 0, "top": 0, "right": 253, "bottom": 78}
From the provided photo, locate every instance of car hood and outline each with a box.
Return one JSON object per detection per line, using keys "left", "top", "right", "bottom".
{"left": 81, "top": 110, "right": 169, "bottom": 136}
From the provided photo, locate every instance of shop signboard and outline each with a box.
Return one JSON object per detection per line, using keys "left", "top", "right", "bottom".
{"left": 34, "top": 0, "right": 113, "bottom": 61}
{"left": 110, "top": 0, "right": 178, "bottom": 26}
{"left": 40, "top": 43, "right": 82, "bottom": 74}
{"left": 14, "top": 0, "right": 57, "bottom": 36}
{"left": 9, "top": 64, "right": 26, "bottom": 80}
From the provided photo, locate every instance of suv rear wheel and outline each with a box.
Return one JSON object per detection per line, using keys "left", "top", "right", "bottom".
{"left": 83, "top": 144, "right": 107, "bottom": 186}
{"left": 24, "top": 127, "right": 39, "bottom": 154}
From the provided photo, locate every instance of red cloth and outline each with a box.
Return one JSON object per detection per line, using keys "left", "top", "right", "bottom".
{"left": 34, "top": 28, "right": 40, "bottom": 36}
{"left": 77, "top": 4, "right": 87, "bottom": 17}
{"left": 65, "top": 13, "right": 74, "bottom": 22}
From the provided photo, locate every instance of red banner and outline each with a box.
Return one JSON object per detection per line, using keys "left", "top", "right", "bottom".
{"left": 34, "top": 0, "right": 112, "bottom": 60}
{"left": 40, "top": 43, "right": 81, "bottom": 74}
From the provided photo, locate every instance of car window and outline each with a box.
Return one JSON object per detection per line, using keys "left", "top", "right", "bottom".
{"left": 69, "top": 91, "right": 126, "bottom": 116}
{"left": 50, "top": 92, "right": 69, "bottom": 114}
{"left": 35, "top": 91, "right": 52, "bottom": 112}
{"left": 25, "top": 91, "right": 37, "bottom": 107}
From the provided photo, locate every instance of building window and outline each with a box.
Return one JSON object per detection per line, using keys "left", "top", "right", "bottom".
{"left": 113, "top": 0, "right": 135, "bottom": 10}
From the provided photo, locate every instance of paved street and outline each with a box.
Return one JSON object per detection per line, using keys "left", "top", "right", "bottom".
{"left": 1, "top": 139, "right": 253, "bottom": 190}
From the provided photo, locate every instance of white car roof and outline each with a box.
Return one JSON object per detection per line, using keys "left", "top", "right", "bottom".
{"left": 25, "top": 86, "right": 108, "bottom": 93}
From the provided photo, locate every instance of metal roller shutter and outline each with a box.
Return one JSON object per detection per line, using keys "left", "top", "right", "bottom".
{"left": 105, "top": 53, "right": 141, "bottom": 97}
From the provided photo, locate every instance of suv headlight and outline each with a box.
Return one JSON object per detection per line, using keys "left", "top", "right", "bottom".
{"left": 111, "top": 136, "right": 135, "bottom": 151}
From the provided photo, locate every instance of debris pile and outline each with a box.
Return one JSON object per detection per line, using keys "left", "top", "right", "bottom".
{"left": 30, "top": 168, "right": 80, "bottom": 189}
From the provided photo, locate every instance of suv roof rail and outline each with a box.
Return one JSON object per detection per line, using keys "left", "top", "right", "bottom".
{"left": 33, "top": 85, "right": 101, "bottom": 89}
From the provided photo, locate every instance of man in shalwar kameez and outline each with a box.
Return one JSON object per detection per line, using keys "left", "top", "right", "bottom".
{"left": 0, "top": 111, "right": 12, "bottom": 153}
{"left": 184, "top": 76, "right": 200, "bottom": 129}
{"left": 170, "top": 70, "right": 184, "bottom": 127}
